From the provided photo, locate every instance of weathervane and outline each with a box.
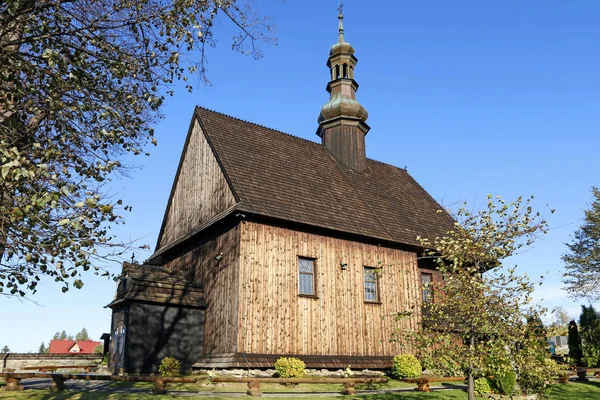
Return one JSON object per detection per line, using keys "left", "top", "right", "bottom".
{"left": 338, "top": 2, "right": 344, "bottom": 17}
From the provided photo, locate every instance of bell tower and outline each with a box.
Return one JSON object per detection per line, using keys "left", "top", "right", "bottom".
{"left": 317, "top": 5, "right": 369, "bottom": 172}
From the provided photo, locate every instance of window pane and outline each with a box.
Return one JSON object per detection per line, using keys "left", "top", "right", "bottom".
{"left": 298, "top": 258, "right": 315, "bottom": 295}
{"left": 421, "top": 273, "right": 432, "bottom": 286}
{"left": 365, "top": 281, "right": 377, "bottom": 301}
{"left": 299, "top": 273, "right": 314, "bottom": 295}
{"left": 421, "top": 273, "right": 432, "bottom": 303}
{"left": 299, "top": 258, "right": 314, "bottom": 273}
{"left": 364, "top": 267, "right": 378, "bottom": 301}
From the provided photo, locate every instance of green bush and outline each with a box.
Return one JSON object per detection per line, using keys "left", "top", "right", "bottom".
{"left": 517, "top": 357, "right": 560, "bottom": 395}
{"left": 474, "top": 377, "right": 492, "bottom": 395}
{"left": 158, "top": 356, "right": 181, "bottom": 377}
{"left": 391, "top": 354, "right": 422, "bottom": 379}
{"left": 421, "top": 354, "right": 462, "bottom": 377}
{"left": 496, "top": 370, "right": 517, "bottom": 395}
{"left": 274, "top": 357, "right": 306, "bottom": 378}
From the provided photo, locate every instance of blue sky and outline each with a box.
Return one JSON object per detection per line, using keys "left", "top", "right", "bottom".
{"left": 2, "top": 0, "right": 600, "bottom": 352}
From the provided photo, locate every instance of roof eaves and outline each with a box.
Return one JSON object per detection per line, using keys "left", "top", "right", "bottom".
{"left": 146, "top": 203, "right": 243, "bottom": 264}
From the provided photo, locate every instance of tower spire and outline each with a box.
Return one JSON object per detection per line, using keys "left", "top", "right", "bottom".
{"left": 338, "top": 3, "right": 345, "bottom": 43}
{"left": 317, "top": 7, "right": 370, "bottom": 172}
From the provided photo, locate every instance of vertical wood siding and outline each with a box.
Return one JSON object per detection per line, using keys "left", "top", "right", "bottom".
{"left": 237, "top": 221, "right": 422, "bottom": 356}
{"left": 322, "top": 124, "right": 367, "bottom": 172}
{"left": 163, "top": 224, "right": 240, "bottom": 355}
{"left": 158, "top": 118, "right": 237, "bottom": 249}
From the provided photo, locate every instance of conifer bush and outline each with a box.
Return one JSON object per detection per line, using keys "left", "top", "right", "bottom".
{"left": 496, "top": 370, "right": 517, "bottom": 395}
{"left": 274, "top": 357, "right": 306, "bottom": 378}
{"left": 158, "top": 356, "right": 181, "bottom": 377}
{"left": 391, "top": 354, "right": 421, "bottom": 379}
{"left": 474, "top": 377, "right": 492, "bottom": 395}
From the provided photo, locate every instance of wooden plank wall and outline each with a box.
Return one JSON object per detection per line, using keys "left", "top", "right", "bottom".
{"left": 163, "top": 224, "right": 241, "bottom": 355}
{"left": 237, "top": 221, "right": 422, "bottom": 357}
{"left": 158, "top": 117, "right": 237, "bottom": 248}
{"left": 322, "top": 124, "right": 367, "bottom": 172}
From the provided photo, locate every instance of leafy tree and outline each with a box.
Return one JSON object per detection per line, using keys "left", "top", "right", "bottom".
{"left": 75, "top": 327, "right": 90, "bottom": 341}
{"left": 568, "top": 320, "right": 583, "bottom": 365}
{"left": 52, "top": 330, "right": 73, "bottom": 341}
{"left": 562, "top": 187, "right": 600, "bottom": 300}
{"left": 547, "top": 306, "right": 571, "bottom": 336}
{"left": 0, "top": 0, "right": 276, "bottom": 296}
{"left": 0, "top": 345, "right": 10, "bottom": 353}
{"left": 396, "top": 195, "right": 559, "bottom": 400}
{"left": 93, "top": 344, "right": 104, "bottom": 354}
{"left": 38, "top": 342, "right": 48, "bottom": 353}
{"left": 579, "top": 305, "right": 600, "bottom": 367}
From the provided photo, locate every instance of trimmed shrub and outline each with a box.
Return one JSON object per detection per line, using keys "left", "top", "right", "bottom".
{"left": 496, "top": 370, "right": 517, "bottom": 395}
{"left": 158, "top": 356, "right": 181, "bottom": 377}
{"left": 274, "top": 357, "right": 306, "bottom": 378}
{"left": 391, "top": 354, "right": 421, "bottom": 379}
{"left": 474, "top": 377, "right": 492, "bottom": 395}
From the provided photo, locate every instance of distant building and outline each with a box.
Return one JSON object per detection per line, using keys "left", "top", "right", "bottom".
{"left": 48, "top": 340, "right": 101, "bottom": 354}
{"left": 549, "top": 336, "right": 568, "bottom": 347}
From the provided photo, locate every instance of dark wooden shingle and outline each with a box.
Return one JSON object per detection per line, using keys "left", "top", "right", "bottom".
{"left": 193, "top": 107, "right": 455, "bottom": 248}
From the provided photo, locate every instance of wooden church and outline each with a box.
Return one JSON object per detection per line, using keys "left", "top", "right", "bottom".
{"left": 108, "top": 11, "right": 455, "bottom": 373}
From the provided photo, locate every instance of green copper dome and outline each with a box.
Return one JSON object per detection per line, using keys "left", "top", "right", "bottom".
{"left": 318, "top": 11, "right": 368, "bottom": 126}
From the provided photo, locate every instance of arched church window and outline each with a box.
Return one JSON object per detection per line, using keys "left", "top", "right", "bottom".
{"left": 112, "top": 323, "right": 126, "bottom": 369}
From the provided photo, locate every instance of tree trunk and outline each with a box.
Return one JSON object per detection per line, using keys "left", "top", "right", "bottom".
{"left": 467, "top": 334, "right": 475, "bottom": 400}
{"left": 468, "top": 372, "right": 474, "bottom": 400}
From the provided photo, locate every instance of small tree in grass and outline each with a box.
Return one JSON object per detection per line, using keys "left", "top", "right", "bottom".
{"left": 395, "top": 195, "right": 559, "bottom": 400}
{"left": 579, "top": 305, "right": 600, "bottom": 367}
{"left": 568, "top": 320, "right": 583, "bottom": 365}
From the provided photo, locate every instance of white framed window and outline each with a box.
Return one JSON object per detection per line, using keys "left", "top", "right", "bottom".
{"left": 298, "top": 257, "right": 316, "bottom": 296}
{"left": 364, "top": 267, "right": 379, "bottom": 302}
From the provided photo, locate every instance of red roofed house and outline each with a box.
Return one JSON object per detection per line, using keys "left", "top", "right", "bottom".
{"left": 48, "top": 340, "right": 101, "bottom": 354}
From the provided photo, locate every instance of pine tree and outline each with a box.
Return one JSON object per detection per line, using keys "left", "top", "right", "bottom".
{"left": 563, "top": 187, "right": 600, "bottom": 300}
{"left": 53, "top": 330, "right": 73, "bottom": 341}
{"left": 568, "top": 320, "right": 583, "bottom": 365}
{"left": 579, "top": 305, "right": 600, "bottom": 367}
{"left": 76, "top": 328, "right": 90, "bottom": 341}
{"left": 38, "top": 342, "right": 48, "bottom": 353}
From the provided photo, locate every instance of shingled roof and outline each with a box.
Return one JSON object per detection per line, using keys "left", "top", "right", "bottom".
{"left": 173, "top": 106, "right": 455, "bottom": 249}
{"left": 106, "top": 263, "right": 206, "bottom": 309}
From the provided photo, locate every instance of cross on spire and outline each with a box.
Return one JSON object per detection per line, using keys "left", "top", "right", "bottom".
{"left": 337, "top": 2, "right": 345, "bottom": 43}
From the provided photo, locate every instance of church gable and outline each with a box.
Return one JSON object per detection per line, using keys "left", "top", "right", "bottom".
{"left": 156, "top": 115, "right": 237, "bottom": 250}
